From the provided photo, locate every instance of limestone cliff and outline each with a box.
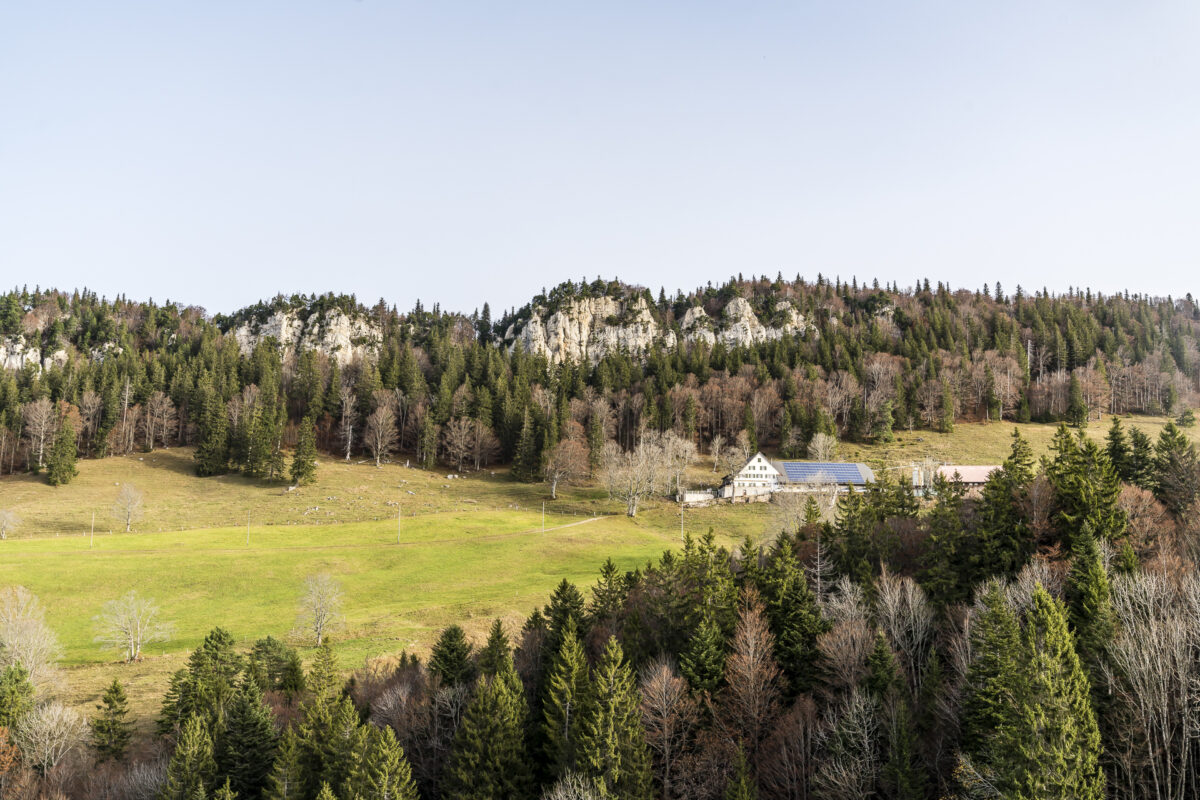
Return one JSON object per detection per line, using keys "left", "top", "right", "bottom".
{"left": 0, "top": 336, "right": 67, "bottom": 371}
{"left": 231, "top": 310, "right": 381, "bottom": 366}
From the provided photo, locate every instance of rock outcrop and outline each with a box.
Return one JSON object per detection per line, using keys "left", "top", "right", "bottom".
{"left": 0, "top": 336, "right": 67, "bottom": 371}
{"left": 503, "top": 294, "right": 814, "bottom": 364}
{"left": 231, "top": 310, "right": 381, "bottom": 366}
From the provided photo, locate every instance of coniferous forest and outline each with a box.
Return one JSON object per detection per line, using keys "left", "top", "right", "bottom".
{"left": 2, "top": 277, "right": 1200, "bottom": 799}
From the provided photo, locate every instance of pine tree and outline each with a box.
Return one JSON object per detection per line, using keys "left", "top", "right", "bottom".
{"left": 263, "top": 728, "right": 305, "bottom": 800}
{"left": 45, "top": 418, "right": 77, "bottom": 486}
{"left": 1152, "top": 421, "right": 1200, "bottom": 517}
{"left": 163, "top": 715, "right": 218, "bottom": 800}
{"left": 290, "top": 416, "right": 317, "bottom": 486}
{"left": 543, "top": 622, "right": 592, "bottom": 779}
{"left": 921, "top": 474, "right": 971, "bottom": 606}
{"left": 864, "top": 630, "right": 898, "bottom": 701}
{"left": 92, "top": 679, "right": 133, "bottom": 762}
{"left": 961, "top": 584, "right": 1021, "bottom": 757}
{"left": 212, "top": 779, "right": 236, "bottom": 800}
{"left": 314, "top": 784, "right": 337, "bottom": 800}
{"left": 680, "top": 613, "right": 725, "bottom": 694}
{"left": 882, "top": 698, "right": 927, "bottom": 800}
{"left": 1105, "top": 416, "right": 1130, "bottom": 481}
{"left": 219, "top": 679, "right": 278, "bottom": 799}
{"left": 442, "top": 656, "right": 532, "bottom": 800}
{"left": 723, "top": 746, "right": 757, "bottom": 800}
{"left": 1046, "top": 427, "right": 1126, "bottom": 547}
{"left": 512, "top": 410, "right": 540, "bottom": 482}
{"left": 1127, "top": 427, "right": 1154, "bottom": 488}
{"left": 344, "top": 724, "right": 419, "bottom": 800}
{"left": 428, "top": 625, "right": 475, "bottom": 687}
{"left": 305, "top": 643, "right": 340, "bottom": 703}
{"left": 1067, "top": 373, "right": 1088, "bottom": 428}
{"left": 0, "top": 664, "right": 34, "bottom": 729}
{"left": 577, "top": 636, "right": 653, "bottom": 800}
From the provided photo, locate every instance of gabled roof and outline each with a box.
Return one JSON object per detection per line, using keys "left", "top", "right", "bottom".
{"left": 937, "top": 465, "right": 999, "bottom": 484}
{"left": 774, "top": 461, "right": 875, "bottom": 485}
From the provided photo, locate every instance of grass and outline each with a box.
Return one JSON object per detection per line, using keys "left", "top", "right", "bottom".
{"left": 1, "top": 414, "right": 1193, "bottom": 725}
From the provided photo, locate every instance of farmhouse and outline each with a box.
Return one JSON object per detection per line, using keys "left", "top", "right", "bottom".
{"left": 719, "top": 452, "right": 875, "bottom": 499}
{"left": 912, "top": 463, "right": 1000, "bottom": 496}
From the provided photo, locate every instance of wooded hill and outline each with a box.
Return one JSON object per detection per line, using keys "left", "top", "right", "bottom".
{"left": 0, "top": 275, "right": 1197, "bottom": 481}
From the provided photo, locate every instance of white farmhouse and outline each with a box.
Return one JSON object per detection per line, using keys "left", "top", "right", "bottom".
{"left": 728, "top": 452, "right": 782, "bottom": 497}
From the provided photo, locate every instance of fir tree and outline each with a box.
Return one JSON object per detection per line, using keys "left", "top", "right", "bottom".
{"left": 306, "top": 643, "right": 341, "bottom": 703}
{"left": 723, "top": 746, "right": 757, "bottom": 800}
{"left": 1127, "top": 426, "right": 1154, "bottom": 488}
{"left": 1105, "top": 416, "right": 1130, "bottom": 482}
{"left": 1065, "top": 530, "right": 1117, "bottom": 685}
{"left": 586, "top": 558, "right": 626, "bottom": 629}
{"left": 428, "top": 625, "right": 475, "bottom": 687}
{"left": 512, "top": 410, "right": 540, "bottom": 482}
{"left": 864, "top": 630, "right": 898, "bottom": 701}
{"left": 921, "top": 474, "right": 970, "bottom": 606}
{"left": 961, "top": 584, "right": 1021, "bottom": 756}
{"left": 577, "top": 636, "right": 653, "bottom": 800}
{"left": 882, "top": 699, "right": 927, "bottom": 800}
{"left": 542, "top": 622, "right": 592, "bottom": 779}
{"left": 92, "top": 679, "right": 133, "bottom": 762}
{"left": 314, "top": 784, "right": 337, "bottom": 800}
{"left": 477, "top": 619, "right": 511, "bottom": 678}
{"left": 163, "top": 715, "right": 218, "bottom": 800}
{"left": 290, "top": 416, "right": 317, "bottom": 486}
{"left": 1152, "top": 421, "right": 1200, "bottom": 518}
{"left": 1045, "top": 426, "right": 1126, "bottom": 547}
{"left": 212, "top": 780, "right": 237, "bottom": 800}
{"left": 195, "top": 388, "right": 230, "bottom": 477}
{"left": 1067, "top": 372, "right": 1088, "bottom": 428}
{"left": 45, "top": 418, "right": 77, "bottom": 486}
{"left": 219, "top": 679, "right": 278, "bottom": 799}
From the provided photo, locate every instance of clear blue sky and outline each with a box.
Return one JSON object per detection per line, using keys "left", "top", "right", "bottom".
{"left": 2, "top": 2, "right": 1198, "bottom": 315}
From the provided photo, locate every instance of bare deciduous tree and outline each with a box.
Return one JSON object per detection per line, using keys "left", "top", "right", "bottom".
{"left": 640, "top": 658, "right": 698, "bottom": 799}
{"left": 13, "top": 702, "right": 87, "bottom": 775}
{"left": 709, "top": 433, "right": 725, "bottom": 473}
{"left": 339, "top": 386, "right": 357, "bottom": 461}
{"left": 111, "top": 485, "right": 144, "bottom": 533}
{"left": 142, "top": 391, "right": 177, "bottom": 451}
{"left": 712, "top": 588, "right": 783, "bottom": 766}
{"left": 545, "top": 438, "right": 588, "bottom": 499}
{"left": 0, "top": 510, "right": 19, "bottom": 541}
{"left": 812, "top": 689, "right": 880, "bottom": 800}
{"left": 364, "top": 403, "right": 398, "bottom": 467}
{"left": 601, "top": 439, "right": 667, "bottom": 517}
{"left": 93, "top": 591, "right": 172, "bottom": 662}
{"left": 440, "top": 417, "right": 474, "bottom": 472}
{"left": 542, "top": 773, "right": 602, "bottom": 800}
{"left": 0, "top": 586, "right": 62, "bottom": 689}
{"left": 470, "top": 419, "right": 501, "bottom": 471}
{"left": 79, "top": 390, "right": 102, "bottom": 455}
{"left": 22, "top": 398, "right": 56, "bottom": 470}
{"left": 298, "top": 573, "right": 342, "bottom": 646}
{"left": 807, "top": 432, "right": 838, "bottom": 462}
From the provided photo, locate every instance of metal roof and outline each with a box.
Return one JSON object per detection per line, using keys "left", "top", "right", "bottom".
{"left": 936, "top": 465, "right": 999, "bottom": 484}
{"left": 776, "top": 461, "right": 875, "bottom": 485}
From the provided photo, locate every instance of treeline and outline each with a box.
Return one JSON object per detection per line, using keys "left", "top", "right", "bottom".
{"left": 2, "top": 277, "right": 1200, "bottom": 482}
{"left": 3, "top": 420, "right": 1200, "bottom": 799}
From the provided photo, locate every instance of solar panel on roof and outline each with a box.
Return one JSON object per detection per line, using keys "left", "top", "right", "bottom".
{"left": 779, "top": 462, "right": 871, "bottom": 484}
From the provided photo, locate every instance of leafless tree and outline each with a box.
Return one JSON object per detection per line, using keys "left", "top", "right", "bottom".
{"left": 0, "top": 510, "right": 19, "bottom": 541}
{"left": 111, "top": 485, "right": 144, "bottom": 533}
{"left": 542, "top": 773, "right": 602, "bottom": 800}
{"left": 712, "top": 588, "right": 783, "bottom": 767}
{"left": 13, "top": 702, "right": 87, "bottom": 775}
{"left": 601, "top": 439, "right": 667, "bottom": 517}
{"left": 0, "top": 586, "right": 62, "bottom": 689}
{"left": 807, "top": 432, "right": 838, "bottom": 462}
{"left": 22, "top": 398, "right": 56, "bottom": 470}
{"left": 812, "top": 689, "right": 880, "bottom": 800}
{"left": 657, "top": 432, "right": 698, "bottom": 497}
{"left": 545, "top": 438, "right": 588, "bottom": 499}
{"left": 640, "top": 658, "right": 698, "bottom": 799}
{"left": 298, "top": 573, "right": 342, "bottom": 646}
{"left": 79, "top": 390, "right": 102, "bottom": 455}
{"left": 440, "top": 417, "right": 474, "bottom": 472}
{"left": 721, "top": 430, "right": 754, "bottom": 476}
{"left": 709, "top": 433, "right": 725, "bottom": 473}
{"left": 875, "top": 569, "right": 935, "bottom": 697}
{"left": 339, "top": 386, "right": 357, "bottom": 461}
{"left": 93, "top": 591, "right": 172, "bottom": 662}
{"left": 771, "top": 492, "right": 809, "bottom": 541}
{"left": 759, "top": 696, "right": 822, "bottom": 800}
{"left": 364, "top": 404, "right": 398, "bottom": 467}
{"left": 142, "top": 391, "right": 176, "bottom": 451}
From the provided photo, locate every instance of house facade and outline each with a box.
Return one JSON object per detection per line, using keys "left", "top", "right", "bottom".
{"left": 719, "top": 453, "right": 875, "bottom": 499}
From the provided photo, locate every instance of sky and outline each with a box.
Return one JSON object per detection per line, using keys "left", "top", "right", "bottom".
{"left": 2, "top": 2, "right": 1199, "bottom": 316}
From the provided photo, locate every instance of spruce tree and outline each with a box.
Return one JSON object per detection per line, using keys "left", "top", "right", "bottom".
{"left": 1152, "top": 421, "right": 1200, "bottom": 517}
{"left": 921, "top": 474, "right": 970, "bottom": 606}
{"left": 1105, "top": 416, "right": 1130, "bottom": 482}
{"left": 723, "top": 746, "right": 757, "bottom": 800}
{"left": 0, "top": 663, "right": 34, "bottom": 729}
{"left": 1045, "top": 427, "right": 1126, "bottom": 547}
{"left": 882, "top": 699, "right": 927, "bottom": 800}
{"left": 991, "top": 586, "right": 1105, "bottom": 800}
{"left": 305, "top": 643, "right": 340, "bottom": 703}
{"left": 212, "top": 779, "right": 236, "bottom": 800}
{"left": 577, "top": 636, "right": 653, "bottom": 800}
{"left": 195, "top": 388, "right": 230, "bottom": 476}
{"left": 961, "top": 584, "right": 1021, "bottom": 756}
{"left": 92, "top": 679, "right": 133, "bottom": 762}
{"left": 290, "top": 416, "right": 317, "bottom": 486}
{"left": 512, "top": 410, "right": 540, "bottom": 482}
{"left": 753, "top": 538, "right": 827, "bottom": 694}
{"left": 428, "top": 625, "right": 475, "bottom": 687}
{"left": 45, "top": 419, "right": 77, "bottom": 486}
{"left": 680, "top": 613, "right": 725, "bottom": 694}
{"left": 477, "top": 619, "right": 511, "bottom": 678}
{"left": 219, "top": 679, "right": 278, "bottom": 799}
{"left": 542, "top": 622, "right": 592, "bottom": 779}
{"left": 864, "top": 630, "right": 898, "bottom": 701}
{"left": 163, "top": 715, "right": 218, "bottom": 800}
{"left": 344, "top": 724, "right": 419, "bottom": 800}
{"left": 1127, "top": 426, "right": 1154, "bottom": 488}
{"left": 442, "top": 656, "right": 532, "bottom": 800}
{"left": 1067, "top": 373, "right": 1088, "bottom": 428}
{"left": 1065, "top": 530, "right": 1117, "bottom": 686}
{"left": 263, "top": 727, "right": 305, "bottom": 800}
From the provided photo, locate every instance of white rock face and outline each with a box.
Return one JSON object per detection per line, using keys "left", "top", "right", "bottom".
{"left": 506, "top": 295, "right": 815, "bottom": 364}
{"left": 0, "top": 336, "right": 65, "bottom": 371}
{"left": 232, "top": 310, "right": 381, "bottom": 366}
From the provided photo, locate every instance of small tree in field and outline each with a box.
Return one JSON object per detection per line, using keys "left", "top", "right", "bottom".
{"left": 546, "top": 438, "right": 588, "bottom": 499}
{"left": 298, "top": 574, "right": 342, "bottom": 646}
{"left": 94, "top": 591, "right": 172, "bottom": 662}
{"left": 0, "top": 510, "right": 19, "bottom": 540}
{"left": 91, "top": 679, "right": 132, "bottom": 762}
{"left": 111, "top": 485, "right": 144, "bottom": 532}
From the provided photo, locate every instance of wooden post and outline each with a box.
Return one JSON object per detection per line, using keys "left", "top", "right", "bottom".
{"left": 397, "top": 505, "right": 401, "bottom": 545}
{"left": 90, "top": 511, "right": 95, "bottom": 548}
{"left": 246, "top": 510, "right": 250, "bottom": 546}
{"left": 542, "top": 502, "right": 545, "bottom": 533}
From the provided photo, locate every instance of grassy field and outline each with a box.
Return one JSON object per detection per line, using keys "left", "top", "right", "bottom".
{"left": 0, "top": 414, "right": 1192, "bottom": 725}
